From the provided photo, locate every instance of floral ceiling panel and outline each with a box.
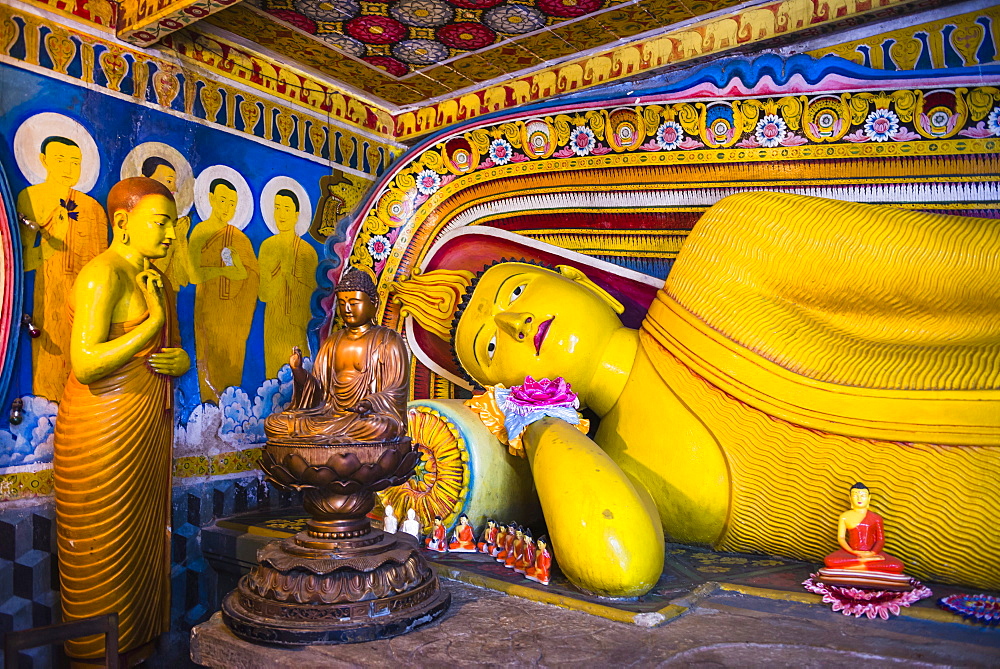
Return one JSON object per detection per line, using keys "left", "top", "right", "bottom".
{"left": 248, "top": 0, "right": 632, "bottom": 77}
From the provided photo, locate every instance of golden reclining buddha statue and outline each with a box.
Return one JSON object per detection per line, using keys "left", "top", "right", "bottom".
{"left": 394, "top": 191, "right": 1000, "bottom": 598}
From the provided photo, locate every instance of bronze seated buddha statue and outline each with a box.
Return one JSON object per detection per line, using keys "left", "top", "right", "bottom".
{"left": 263, "top": 268, "right": 408, "bottom": 445}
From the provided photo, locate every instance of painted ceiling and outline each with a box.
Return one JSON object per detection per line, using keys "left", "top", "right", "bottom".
{"left": 203, "top": 0, "right": 746, "bottom": 104}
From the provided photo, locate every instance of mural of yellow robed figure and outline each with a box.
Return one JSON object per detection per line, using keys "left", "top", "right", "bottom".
{"left": 16, "top": 133, "right": 108, "bottom": 402}
{"left": 395, "top": 192, "right": 1000, "bottom": 597}
{"left": 189, "top": 172, "right": 259, "bottom": 403}
{"left": 258, "top": 184, "right": 318, "bottom": 378}
{"left": 53, "top": 177, "right": 190, "bottom": 662}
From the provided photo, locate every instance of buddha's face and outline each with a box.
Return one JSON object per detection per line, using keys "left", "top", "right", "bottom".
{"left": 119, "top": 194, "right": 177, "bottom": 259}
{"left": 459, "top": 516, "right": 469, "bottom": 526}
{"left": 385, "top": 505, "right": 393, "bottom": 516}
{"left": 149, "top": 164, "right": 177, "bottom": 192}
{"left": 336, "top": 290, "right": 376, "bottom": 327}
{"left": 40, "top": 142, "right": 82, "bottom": 187}
{"left": 850, "top": 487, "right": 870, "bottom": 509}
{"left": 407, "top": 509, "right": 416, "bottom": 520}
{"left": 454, "top": 263, "right": 623, "bottom": 394}
{"left": 208, "top": 184, "right": 237, "bottom": 223}
{"left": 274, "top": 194, "right": 299, "bottom": 233}
{"left": 538, "top": 540, "right": 546, "bottom": 551}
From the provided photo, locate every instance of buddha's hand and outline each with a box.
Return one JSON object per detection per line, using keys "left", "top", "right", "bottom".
{"left": 149, "top": 347, "right": 191, "bottom": 377}
{"left": 290, "top": 346, "right": 304, "bottom": 370}
{"left": 137, "top": 262, "right": 166, "bottom": 326}
{"left": 351, "top": 399, "right": 373, "bottom": 416}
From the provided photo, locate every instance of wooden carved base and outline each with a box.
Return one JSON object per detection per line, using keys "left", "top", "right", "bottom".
{"left": 222, "top": 529, "right": 450, "bottom": 646}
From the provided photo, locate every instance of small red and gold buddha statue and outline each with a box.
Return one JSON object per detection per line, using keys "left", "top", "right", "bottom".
{"left": 448, "top": 513, "right": 477, "bottom": 552}
{"left": 818, "top": 482, "right": 912, "bottom": 590}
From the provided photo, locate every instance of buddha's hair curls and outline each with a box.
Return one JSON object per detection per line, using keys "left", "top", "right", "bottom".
{"left": 851, "top": 481, "right": 869, "bottom": 491}
{"left": 336, "top": 268, "right": 378, "bottom": 301}
{"left": 106, "top": 177, "right": 174, "bottom": 220}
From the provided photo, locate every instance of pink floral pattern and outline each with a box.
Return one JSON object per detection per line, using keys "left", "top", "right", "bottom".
{"left": 508, "top": 376, "right": 577, "bottom": 408}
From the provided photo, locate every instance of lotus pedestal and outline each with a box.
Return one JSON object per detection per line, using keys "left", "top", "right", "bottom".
{"left": 221, "top": 437, "right": 451, "bottom": 645}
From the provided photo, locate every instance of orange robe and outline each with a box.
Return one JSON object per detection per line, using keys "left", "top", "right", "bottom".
{"left": 26, "top": 190, "right": 108, "bottom": 401}
{"left": 194, "top": 224, "right": 259, "bottom": 403}
{"left": 53, "top": 291, "right": 176, "bottom": 658}
{"left": 449, "top": 523, "right": 476, "bottom": 551}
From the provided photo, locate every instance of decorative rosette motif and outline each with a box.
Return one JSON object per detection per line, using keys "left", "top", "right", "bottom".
{"left": 377, "top": 406, "right": 471, "bottom": 532}
{"left": 294, "top": 0, "right": 360, "bottom": 21}
{"left": 346, "top": 15, "right": 408, "bottom": 44}
{"left": 656, "top": 121, "right": 684, "bottom": 150}
{"left": 318, "top": 32, "right": 367, "bottom": 57}
{"left": 367, "top": 234, "right": 392, "bottom": 261}
{"left": 482, "top": 4, "right": 546, "bottom": 34}
{"left": 269, "top": 9, "right": 317, "bottom": 32}
{"left": 446, "top": 0, "right": 505, "bottom": 8}
{"left": 392, "top": 39, "right": 451, "bottom": 65}
{"left": 938, "top": 594, "right": 1000, "bottom": 625}
{"left": 437, "top": 22, "right": 496, "bottom": 49}
{"left": 988, "top": 107, "right": 1000, "bottom": 136}
{"left": 537, "top": 0, "right": 601, "bottom": 17}
{"left": 363, "top": 56, "right": 409, "bottom": 77}
{"left": 390, "top": 0, "right": 455, "bottom": 27}
{"left": 754, "top": 114, "right": 787, "bottom": 148}
{"left": 488, "top": 138, "right": 513, "bottom": 165}
{"left": 415, "top": 168, "right": 442, "bottom": 195}
{"left": 863, "top": 108, "right": 900, "bottom": 142}
{"left": 568, "top": 125, "right": 596, "bottom": 156}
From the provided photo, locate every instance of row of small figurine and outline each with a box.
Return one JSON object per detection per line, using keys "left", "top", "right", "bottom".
{"left": 381, "top": 506, "right": 552, "bottom": 586}
{"left": 426, "top": 515, "right": 552, "bottom": 586}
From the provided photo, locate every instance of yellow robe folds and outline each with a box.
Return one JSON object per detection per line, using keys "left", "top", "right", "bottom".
{"left": 641, "top": 192, "right": 1000, "bottom": 589}
{"left": 25, "top": 190, "right": 108, "bottom": 402}
{"left": 193, "top": 224, "right": 259, "bottom": 403}
{"left": 53, "top": 296, "right": 176, "bottom": 658}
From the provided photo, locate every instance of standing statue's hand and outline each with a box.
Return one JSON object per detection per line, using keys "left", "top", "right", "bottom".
{"left": 149, "top": 347, "right": 191, "bottom": 376}
{"left": 137, "top": 260, "right": 166, "bottom": 324}
{"left": 290, "top": 346, "right": 304, "bottom": 370}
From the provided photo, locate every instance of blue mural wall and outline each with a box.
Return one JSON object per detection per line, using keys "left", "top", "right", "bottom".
{"left": 0, "top": 61, "right": 334, "bottom": 470}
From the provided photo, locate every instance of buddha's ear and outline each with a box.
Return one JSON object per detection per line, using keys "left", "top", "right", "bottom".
{"left": 113, "top": 210, "right": 129, "bottom": 241}
{"left": 556, "top": 265, "right": 625, "bottom": 315}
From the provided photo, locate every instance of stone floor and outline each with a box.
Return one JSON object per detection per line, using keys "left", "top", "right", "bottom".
{"left": 189, "top": 579, "right": 1000, "bottom": 668}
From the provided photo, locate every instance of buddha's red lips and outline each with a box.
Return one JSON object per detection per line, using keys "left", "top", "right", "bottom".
{"left": 534, "top": 317, "right": 553, "bottom": 355}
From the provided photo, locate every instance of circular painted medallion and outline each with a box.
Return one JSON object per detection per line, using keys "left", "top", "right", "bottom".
{"left": 482, "top": 4, "right": 546, "bottom": 34}
{"left": 436, "top": 21, "right": 496, "bottom": 49}
{"left": 390, "top": 0, "right": 455, "bottom": 27}
{"left": 294, "top": 0, "right": 360, "bottom": 21}
{"left": 392, "top": 38, "right": 450, "bottom": 65}
{"left": 346, "top": 15, "right": 408, "bottom": 44}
